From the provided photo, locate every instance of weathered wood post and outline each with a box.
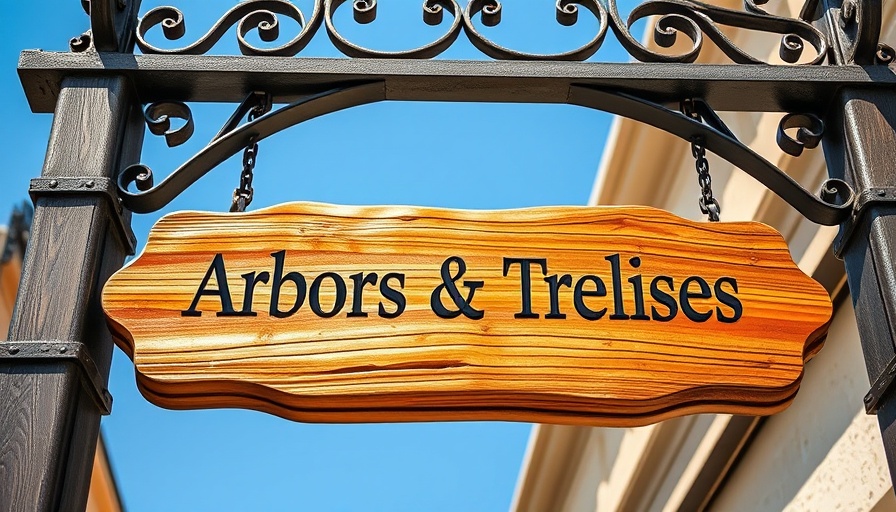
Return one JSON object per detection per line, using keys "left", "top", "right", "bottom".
{"left": 0, "top": 3, "right": 142, "bottom": 510}
{"left": 815, "top": 0, "right": 896, "bottom": 480}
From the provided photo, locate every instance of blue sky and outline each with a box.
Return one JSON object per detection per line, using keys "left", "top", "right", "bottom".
{"left": 3, "top": 2, "right": 635, "bottom": 510}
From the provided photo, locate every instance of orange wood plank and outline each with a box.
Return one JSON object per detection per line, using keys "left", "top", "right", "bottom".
{"left": 102, "top": 203, "right": 832, "bottom": 426}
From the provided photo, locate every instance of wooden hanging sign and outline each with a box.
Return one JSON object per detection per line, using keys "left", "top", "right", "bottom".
{"left": 102, "top": 202, "right": 832, "bottom": 426}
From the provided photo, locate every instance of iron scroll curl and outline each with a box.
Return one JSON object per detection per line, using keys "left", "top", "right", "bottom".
{"left": 136, "top": 0, "right": 322, "bottom": 56}
{"left": 120, "top": 82, "right": 852, "bottom": 224}
{"left": 462, "top": 1, "right": 609, "bottom": 61}
{"left": 605, "top": 0, "right": 827, "bottom": 64}
{"left": 325, "top": 0, "right": 464, "bottom": 58}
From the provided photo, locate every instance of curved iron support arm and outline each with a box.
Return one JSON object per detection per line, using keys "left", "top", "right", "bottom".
{"left": 121, "top": 81, "right": 852, "bottom": 225}
{"left": 118, "top": 82, "right": 385, "bottom": 213}
{"left": 568, "top": 86, "right": 853, "bottom": 225}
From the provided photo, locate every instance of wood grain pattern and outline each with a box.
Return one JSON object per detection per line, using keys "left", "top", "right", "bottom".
{"left": 102, "top": 202, "right": 832, "bottom": 426}
{"left": 0, "top": 77, "right": 140, "bottom": 512}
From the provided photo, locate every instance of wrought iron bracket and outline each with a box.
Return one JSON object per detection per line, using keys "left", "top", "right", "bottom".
{"left": 569, "top": 86, "right": 854, "bottom": 226}
{"left": 865, "top": 354, "right": 896, "bottom": 414}
{"left": 683, "top": 98, "right": 737, "bottom": 139}
{"left": 833, "top": 186, "right": 896, "bottom": 258}
{"left": 29, "top": 177, "right": 136, "bottom": 255}
{"left": 115, "top": 81, "right": 852, "bottom": 225}
{"left": 0, "top": 342, "right": 113, "bottom": 415}
{"left": 118, "top": 82, "right": 386, "bottom": 213}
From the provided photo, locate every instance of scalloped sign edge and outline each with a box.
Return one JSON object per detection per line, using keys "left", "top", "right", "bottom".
{"left": 102, "top": 202, "right": 833, "bottom": 427}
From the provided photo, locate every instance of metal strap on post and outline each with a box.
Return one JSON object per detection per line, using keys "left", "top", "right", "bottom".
{"left": 866, "top": 355, "right": 896, "bottom": 414}
{"left": 29, "top": 177, "right": 137, "bottom": 255}
{"left": 834, "top": 186, "right": 896, "bottom": 258}
{"left": 0, "top": 341, "right": 113, "bottom": 415}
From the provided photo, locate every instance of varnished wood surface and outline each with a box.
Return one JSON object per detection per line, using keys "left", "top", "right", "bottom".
{"left": 102, "top": 203, "right": 833, "bottom": 426}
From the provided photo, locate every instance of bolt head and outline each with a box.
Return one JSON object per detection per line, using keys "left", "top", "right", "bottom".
{"left": 85, "top": 180, "right": 95, "bottom": 188}
{"left": 8, "top": 346, "right": 19, "bottom": 355}
{"left": 841, "top": 0, "right": 856, "bottom": 20}
{"left": 48, "top": 180, "right": 58, "bottom": 188}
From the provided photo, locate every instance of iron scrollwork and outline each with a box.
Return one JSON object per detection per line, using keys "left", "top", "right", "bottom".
{"left": 462, "top": 1, "right": 609, "bottom": 61}
{"left": 119, "top": 82, "right": 387, "bottom": 213}
{"left": 776, "top": 113, "right": 824, "bottom": 157}
{"left": 120, "top": 80, "right": 852, "bottom": 225}
{"left": 134, "top": 0, "right": 829, "bottom": 64}
{"left": 119, "top": 0, "right": 859, "bottom": 222}
{"left": 606, "top": 0, "right": 826, "bottom": 64}
{"left": 567, "top": 86, "right": 852, "bottom": 225}
{"left": 144, "top": 101, "right": 195, "bottom": 147}
{"left": 326, "top": 0, "right": 464, "bottom": 58}
{"left": 137, "top": 0, "right": 322, "bottom": 56}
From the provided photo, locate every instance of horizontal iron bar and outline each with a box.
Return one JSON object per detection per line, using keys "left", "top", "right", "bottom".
{"left": 18, "top": 51, "right": 896, "bottom": 113}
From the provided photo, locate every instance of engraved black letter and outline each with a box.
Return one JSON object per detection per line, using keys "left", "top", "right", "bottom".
{"left": 680, "top": 276, "right": 712, "bottom": 322}
{"left": 650, "top": 276, "right": 678, "bottom": 322}
{"left": 627, "top": 257, "right": 650, "bottom": 321}
{"left": 544, "top": 274, "right": 572, "bottom": 319}
{"left": 379, "top": 273, "right": 407, "bottom": 319}
{"left": 605, "top": 254, "right": 630, "bottom": 320}
{"left": 310, "top": 273, "right": 347, "bottom": 318}
{"left": 574, "top": 275, "right": 608, "bottom": 321}
{"left": 238, "top": 271, "right": 270, "bottom": 316}
{"left": 503, "top": 258, "right": 548, "bottom": 319}
{"left": 715, "top": 277, "right": 743, "bottom": 323}
{"left": 182, "top": 253, "right": 238, "bottom": 317}
{"left": 269, "top": 250, "right": 306, "bottom": 318}
{"left": 348, "top": 272, "right": 378, "bottom": 318}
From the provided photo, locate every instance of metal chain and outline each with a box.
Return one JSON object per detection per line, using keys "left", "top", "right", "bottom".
{"left": 682, "top": 100, "right": 721, "bottom": 222}
{"left": 230, "top": 102, "right": 270, "bottom": 213}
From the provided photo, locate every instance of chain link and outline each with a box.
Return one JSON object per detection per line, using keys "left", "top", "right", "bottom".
{"left": 230, "top": 102, "right": 269, "bottom": 213}
{"left": 682, "top": 100, "right": 721, "bottom": 222}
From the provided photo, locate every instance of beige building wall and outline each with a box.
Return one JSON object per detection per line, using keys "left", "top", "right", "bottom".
{"left": 513, "top": 2, "right": 896, "bottom": 511}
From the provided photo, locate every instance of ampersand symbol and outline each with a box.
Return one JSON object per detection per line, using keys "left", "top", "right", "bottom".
{"left": 430, "top": 256, "right": 485, "bottom": 319}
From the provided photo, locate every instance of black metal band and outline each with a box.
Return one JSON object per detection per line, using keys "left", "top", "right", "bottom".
{"left": 29, "top": 177, "right": 137, "bottom": 255}
{"left": 866, "top": 354, "right": 896, "bottom": 414}
{"left": 0, "top": 342, "right": 113, "bottom": 415}
{"left": 834, "top": 186, "right": 896, "bottom": 258}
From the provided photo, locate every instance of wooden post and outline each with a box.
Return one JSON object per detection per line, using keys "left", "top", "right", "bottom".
{"left": 824, "top": 87, "right": 896, "bottom": 482}
{"left": 0, "top": 76, "right": 143, "bottom": 511}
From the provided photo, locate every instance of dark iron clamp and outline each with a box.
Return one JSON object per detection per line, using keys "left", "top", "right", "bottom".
{"left": 0, "top": 341, "right": 113, "bottom": 415}
{"left": 865, "top": 354, "right": 896, "bottom": 415}
{"left": 834, "top": 186, "right": 896, "bottom": 259}
{"left": 29, "top": 177, "right": 137, "bottom": 255}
